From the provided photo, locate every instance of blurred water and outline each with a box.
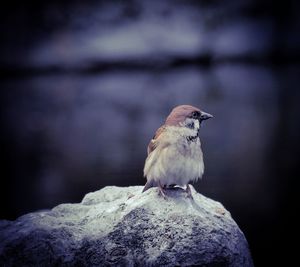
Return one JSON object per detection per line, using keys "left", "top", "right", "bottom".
{"left": 0, "top": 64, "right": 279, "bottom": 212}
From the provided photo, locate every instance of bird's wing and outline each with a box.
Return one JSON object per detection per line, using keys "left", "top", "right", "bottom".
{"left": 143, "top": 126, "right": 166, "bottom": 193}
{"left": 147, "top": 125, "right": 166, "bottom": 155}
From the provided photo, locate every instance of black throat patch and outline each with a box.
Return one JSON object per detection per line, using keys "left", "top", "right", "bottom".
{"left": 186, "top": 134, "right": 198, "bottom": 143}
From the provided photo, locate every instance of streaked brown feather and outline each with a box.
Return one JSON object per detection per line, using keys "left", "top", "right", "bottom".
{"left": 147, "top": 125, "right": 166, "bottom": 155}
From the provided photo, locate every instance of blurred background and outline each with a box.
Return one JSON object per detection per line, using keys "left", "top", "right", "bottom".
{"left": 0, "top": 0, "right": 299, "bottom": 266}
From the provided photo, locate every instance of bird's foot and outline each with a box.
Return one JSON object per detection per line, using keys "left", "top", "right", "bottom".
{"left": 186, "top": 184, "right": 193, "bottom": 199}
{"left": 158, "top": 181, "right": 167, "bottom": 199}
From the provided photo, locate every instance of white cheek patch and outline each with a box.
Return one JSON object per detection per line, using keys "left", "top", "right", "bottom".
{"left": 194, "top": 119, "right": 200, "bottom": 131}
{"left": 185, "top": 118, "right": 199, "bottom": 130}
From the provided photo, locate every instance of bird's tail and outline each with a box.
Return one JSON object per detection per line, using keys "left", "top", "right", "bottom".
{"left": 142, "top": 180, "right": 156, "bottom": 193}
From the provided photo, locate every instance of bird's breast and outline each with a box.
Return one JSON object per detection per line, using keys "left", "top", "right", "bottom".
{"left": 176, "top": 136, "right": 201, "bottom": 157}
{"left": 159, "top": 140, "right": 204, "bottom": 186}
{"left": 143, "top": 128, "right": 204, "bottom": 186}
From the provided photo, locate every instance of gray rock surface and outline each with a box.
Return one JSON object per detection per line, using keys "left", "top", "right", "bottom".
{"left": 0, "top": 186, "right": 254, "bottom": 266}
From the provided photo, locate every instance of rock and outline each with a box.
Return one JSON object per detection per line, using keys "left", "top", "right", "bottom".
{"left": 0, "top": 186, "right": 254, "bottom": 266}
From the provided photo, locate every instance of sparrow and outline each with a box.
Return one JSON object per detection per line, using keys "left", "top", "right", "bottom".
{"left": 142, "top": 105, "right": 213, "bottom": 198}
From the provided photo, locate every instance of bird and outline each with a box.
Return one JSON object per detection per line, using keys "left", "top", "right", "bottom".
{"left": 142, "top": 104, "right": 213, "bottom": 198}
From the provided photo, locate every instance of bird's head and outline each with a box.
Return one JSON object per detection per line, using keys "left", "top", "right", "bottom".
{"left": 165, "top": 105, "right": 213, "bottom": 133}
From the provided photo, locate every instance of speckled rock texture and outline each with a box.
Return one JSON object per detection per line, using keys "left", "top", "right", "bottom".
{"left": 0, "top": 186, "right": 253, "bottom": 266}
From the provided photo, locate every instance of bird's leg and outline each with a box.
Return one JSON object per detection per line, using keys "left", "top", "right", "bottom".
{"left": 186, "top": 184, "right": 193, "bottom": 199}
{"left": 158, "top": 181, "right": 167, "bottom": 199}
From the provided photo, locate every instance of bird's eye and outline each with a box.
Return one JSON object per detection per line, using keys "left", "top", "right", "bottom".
{"left": 191, "top": 111, "right": 200, "bottom": 118}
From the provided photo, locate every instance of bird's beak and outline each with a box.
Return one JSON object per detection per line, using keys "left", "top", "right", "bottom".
{"left": 200, "top": 111, "right": 213, "bottom": 121}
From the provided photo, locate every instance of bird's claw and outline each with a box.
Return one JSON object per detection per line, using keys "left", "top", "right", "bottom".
{"left": 186, "top": 184, "right": 194, "bottom": 200}
{"left": 158, "top": 188, "right": 167, "bottom": 199}
{"left": 158, "top": 181, "right": 167, "bottom": 199}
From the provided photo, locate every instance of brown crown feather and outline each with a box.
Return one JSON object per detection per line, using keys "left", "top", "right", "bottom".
{"left": 165, "top": 105, "right": 201, "bottom": 126}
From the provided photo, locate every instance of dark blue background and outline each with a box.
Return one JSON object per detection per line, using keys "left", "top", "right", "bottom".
{"left": 1, "top": 1, "right": 299, "bottom": 266}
